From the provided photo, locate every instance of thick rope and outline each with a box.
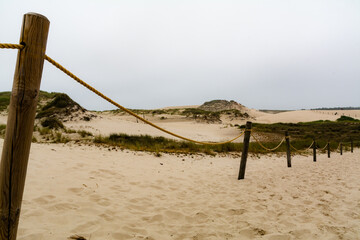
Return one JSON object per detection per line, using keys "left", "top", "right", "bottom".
{"left": 44, "top": 55, "right": 245, "bottom": 145}
{"left": 0, "top": 43, "right": 24, "bottom": 49}
{"left": 251, "top": 133, "right": 285, "bottom": 151}
{"left": 290, "top": 141, "right": 314, "bottom": 152}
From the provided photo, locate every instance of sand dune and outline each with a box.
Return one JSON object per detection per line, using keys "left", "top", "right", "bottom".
{"left": 0, "top": 139, "right": 356, "bottom": 240}
{"left": 255, "top": 110, "right": 360, "bottom": 124}
{"left": 1, "top": 109, "right": 359, "bottom": 239}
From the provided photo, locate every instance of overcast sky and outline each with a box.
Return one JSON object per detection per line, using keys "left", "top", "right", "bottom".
{"left": 1, "top": 0, "right": 359, "bottom": 110}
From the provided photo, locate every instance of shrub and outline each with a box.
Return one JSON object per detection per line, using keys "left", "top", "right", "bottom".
{"left": 41, "top": 117, "right": 64, "bottom": 129}
{"left": 336, "top": 116, "right": 359, "bottom": 122}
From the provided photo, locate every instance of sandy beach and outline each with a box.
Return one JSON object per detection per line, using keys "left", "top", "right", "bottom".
{"left": 1, "top": 108, "right": 360, "bottom": 239}
{"left": 1, "top": 2, "right": 359, "bottom": 239}
{"left": 2, "top": 139, "right": 356, "bottom": 240}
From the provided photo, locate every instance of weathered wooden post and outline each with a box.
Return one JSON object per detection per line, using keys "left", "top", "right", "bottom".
{"left": 327, "top": 142, "right": 330, "bottom": 158}
{"left": 285, "top": 131, "right": 291, "bottom": 168}
{"left": 238, "top": 121, "right": 252, "bottom": 180}
{"left": 340, "top": 143, "right": 343, "bottom": 155}
{"left": 351, "top": 139, "right": 353, "bottom": 153}
{"left": 0, "top": 13, "right": 49, "bottom": 240}
{"left": 313, "top": 139, "right": 316, "bottom": 162}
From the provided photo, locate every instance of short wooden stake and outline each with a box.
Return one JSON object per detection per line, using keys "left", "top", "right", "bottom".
{"left": 313, "top": 139, "right": 316, "bottom": 162}
{"left": 285, "top": 131, "right": 291, "bottom": 168}
{"left": 327, "top": 142, "right": 330, "bottom": 158}
{"left": 351, "top": 139, "right": 353, "bottom": 153}
{"left": 340, "top": 143, "right": 343, "bottom": 155}
{"left": 0, "top": 13, "right": 49, "bottom": 240}
{"left": 238, "top": 121, "right": 252, "bottom": 180}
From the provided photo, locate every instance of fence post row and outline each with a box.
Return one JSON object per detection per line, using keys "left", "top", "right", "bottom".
{"left": 0, "top": 13, "right": 49, "bottom": 240}
{"left": 285, "top": 131, "right": 291, "bottom": 168}
{"left": 327, "top": 142, "right": 330, "bottom": 158}
{"left": 238, "top": 121, "right": 252, "bottom": 180}
{"left": 313, "top": 138, "right": 316, "bottom": 162}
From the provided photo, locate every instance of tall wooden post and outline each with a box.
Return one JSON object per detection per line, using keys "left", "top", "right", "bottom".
{"left": 327, "top": 142, "right": 330, "bottom": 158}
{"left": 238, "top": 121, "right": 252, "bottom": 180}
{"left": 285, "top": 131, "right": 291, "bottom": 168}
{"left": 351, "top": 139, "right": 353, "bottom": 153}
{"left": 340, "top": 143, "right": 343, "bottom": 155}
{"left": 313, "top": 139, "right": 316, "bottom": 162}
{"left": 0, "top": 13, "right": 49, "bottom": 240}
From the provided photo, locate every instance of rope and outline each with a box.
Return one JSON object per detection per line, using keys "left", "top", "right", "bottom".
{"left": 290, "top": 141, "right": 314, "bottom": 152}
{"left": 251, "top": 133, "right": 285, "bottom": 151}
{"left": 0, "top": 43, "right": 24, "bottom": 49}
{"left": 3, "top": 43, "right": 353, "bottom": 151}
{"left": 44, "top": 55, "right": 245, "bottom": 145}
{"left": 319, "top": 143, "right": 328, "bottom": 151}
{"left": 336, "top": 142, "right": 341, "bottom": 151}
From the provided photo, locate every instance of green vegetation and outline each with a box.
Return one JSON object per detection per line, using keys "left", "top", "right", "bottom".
{"left": 183, "top": 108, "right": 221, "bottom": 122}
{"left": 0, "top": 92, "right": 11, "bottom": 111}
{"left": 110, "top": 108, "right": 182, "bottom": 116}
{"left": 77, "top": 130, "right": 93, "bottom": 138}
{"left": 41, "top": 117, "right": 64, "bottom": 129}
{"left": 94, "top": 133, "right": 242, "bottom": 155}
{"left": 0, "top": 91, "right": 59, "bottom": 112}
{"left": 0, "top": 124, "right": 6, "bottom": 137}
{"left": 36, "top": 93, "right": 82, "bottom": 118}
{"left": 250, "top": 119, "right": 360, "bottom": 143}
{"left": 93, "top": 131, "right": 359, "bottom": 155}
{"left": 336, "top": 115, "right": 359, "bottom": 122}
{"left": 90, "top": 118, "right": 360, "bottom": 155}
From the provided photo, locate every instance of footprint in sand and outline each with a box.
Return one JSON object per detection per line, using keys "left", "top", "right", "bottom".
{"left": 122, "top": 226, "right": 148, "bottom": 236}
{"left": 32, "top": 195, "right": 56, "bottom": 205}
{"left": 111, "top": 232, "right": 133, "bottom": 240}
{"left": 48, "top": 202, "right": 78, "bottom": 211}
{"left": 228, "top": 208, "right": 246, "bottom": 215}
{"left": 149, "top": 214, "right": 163, "bottom": 222}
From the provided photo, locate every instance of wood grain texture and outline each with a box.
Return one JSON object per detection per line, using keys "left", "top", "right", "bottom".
{"left": 238, "top": 121, "right": 252, "bottom": 180}
{"left": 0, "top": 13, "right": 49, "bottom": 240}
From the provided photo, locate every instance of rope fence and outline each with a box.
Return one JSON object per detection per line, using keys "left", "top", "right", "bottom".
{"left": 251, "top": 134, "right": 286, "bottom": 152}
{"left": 0, "top": 42, "right": 357, "bottom": 152}
{"left": 0, "top": 14, "right": 359, "bottom": 239}
{"left": 0, "top": 42, "right": 357, "bottom": 153}
{"left": 290, "top": 141, "right": 314, "bottom": 152}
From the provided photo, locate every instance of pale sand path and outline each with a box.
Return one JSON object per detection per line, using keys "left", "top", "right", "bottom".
{"left": 64, "top": 113, "right": 244, "bottom": 143}
{"left": 0, "top": 139, "right": 357, "bottom": 239}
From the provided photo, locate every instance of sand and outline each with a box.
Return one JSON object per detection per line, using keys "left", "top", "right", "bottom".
{"left": 255, "top": 110, "right": 360, "bottom": 124}
{"left": 62, "top": 110, "right": 360, "bottom": 144}
{"left": 0, "top": 109, "right": 359, "bottom": 239}
{"left": 0, "top": 139, "right": 356, "bottom": 240}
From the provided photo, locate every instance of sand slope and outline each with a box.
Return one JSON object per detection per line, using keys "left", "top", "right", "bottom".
{"left": 1, "top": 139, "right": 356, "bottom": 240}
{"left": 255, "top": 110, "right": 360, "bottom": 124}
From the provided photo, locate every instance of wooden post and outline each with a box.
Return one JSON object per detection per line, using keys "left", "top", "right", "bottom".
{"left": 351, "top": 139, "right": 353, "bottom": 153}
{"left": 285, "top": 131, "right": 291, "bottom": 168}
{"left": 340, "top": 143, "right": 343, "bottom": 155}
{"left": 238, "top": 121, "right": 252, "bottom": 180}
{"left": 313, "top": 139, "right": 316, "bottom": 162}
{"left": 327, "top": 142, "right": 330, "bottom": 158}
{"left": 0, "top": 13, "right": 49, "bottom": 240}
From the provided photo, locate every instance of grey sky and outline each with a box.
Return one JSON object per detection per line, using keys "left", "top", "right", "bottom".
{"left": 1, "top": 0, "right": 359, "bottom": 110}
